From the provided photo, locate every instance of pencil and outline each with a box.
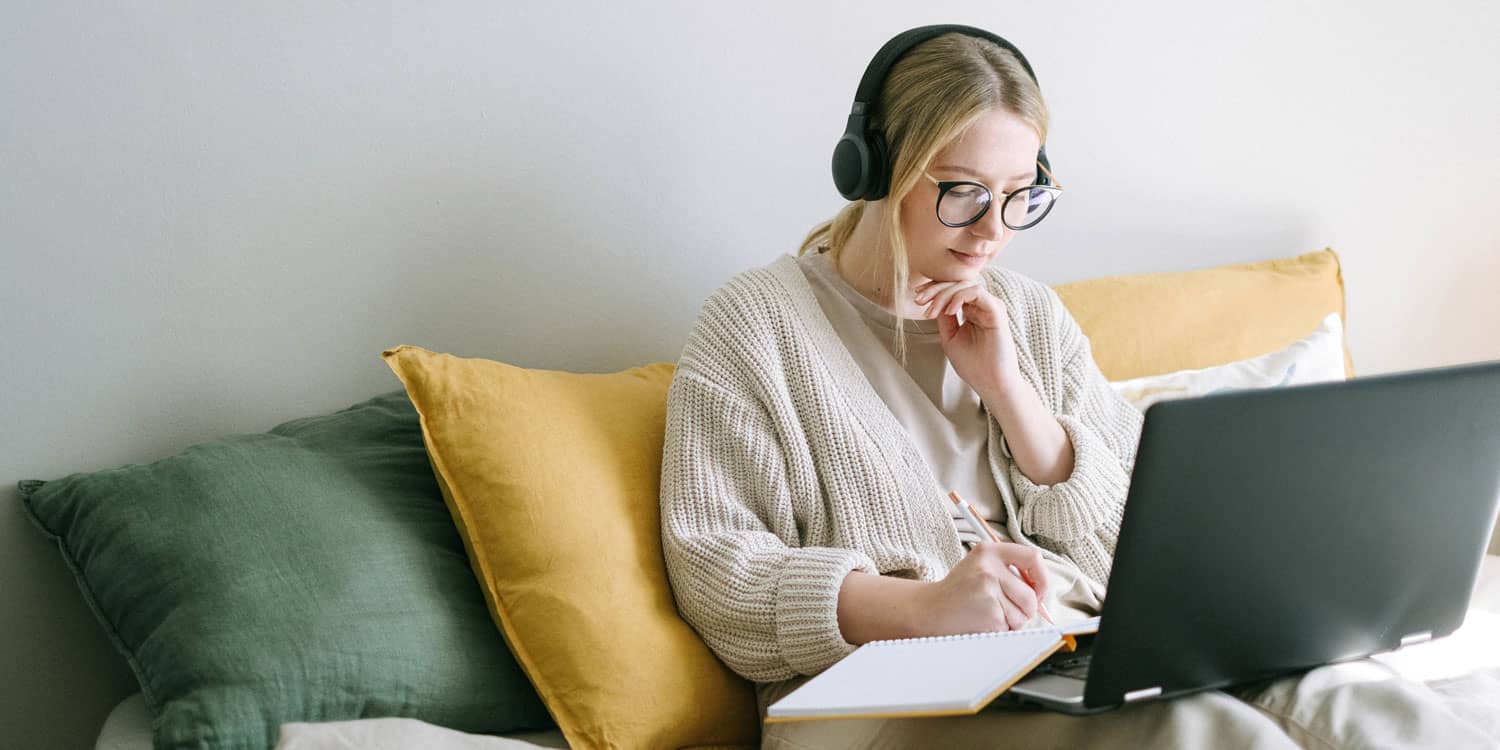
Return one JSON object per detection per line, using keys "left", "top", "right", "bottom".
{"left": 947, "top": 491, "right": 1056, "bottom": 626}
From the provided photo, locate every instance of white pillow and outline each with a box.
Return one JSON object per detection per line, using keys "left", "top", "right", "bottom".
{"left": 1109, "top": 312, "right": 1347, "bottom": 412}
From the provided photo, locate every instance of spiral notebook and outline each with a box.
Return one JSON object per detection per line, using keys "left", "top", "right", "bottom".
{"left": 764, "top": 617, "right": 1100, "bottom": 722}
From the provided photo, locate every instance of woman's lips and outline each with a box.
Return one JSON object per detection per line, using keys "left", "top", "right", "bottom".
{"left": 949, "top": 249, "right": 988, "bottom": 265}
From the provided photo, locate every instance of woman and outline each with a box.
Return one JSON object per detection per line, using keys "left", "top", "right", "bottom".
{"left": 658, "top": 26, "right": 1495, "bottom": 749}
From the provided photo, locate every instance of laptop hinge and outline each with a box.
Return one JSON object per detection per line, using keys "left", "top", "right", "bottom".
{"left": 1123, "top": 686, "right": 1162, "bottom": 703}
{"left": 1399, "top": 631, "right": 1433, "bottom": 647}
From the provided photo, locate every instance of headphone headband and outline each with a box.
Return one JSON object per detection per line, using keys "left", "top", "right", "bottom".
{"left": 851, "top": 24, "right": 1041, "bottom": 112}
{"left": 832, "top": 24, "right": 1051, "bottom": 202}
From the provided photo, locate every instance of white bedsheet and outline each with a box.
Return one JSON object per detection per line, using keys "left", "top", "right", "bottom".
{"left": 93, "top": 694, "right": 569, "bottom": 750}
{"left": 97, "top": 556, "right": 1500, "bottom": 750}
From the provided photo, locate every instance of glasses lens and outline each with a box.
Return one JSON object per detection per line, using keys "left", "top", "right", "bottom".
{"left": 1002, "top": 187, "right": 1057, "bottom": 229}
{"left": 937, "top": 184, "right": 990, "bottom": 227}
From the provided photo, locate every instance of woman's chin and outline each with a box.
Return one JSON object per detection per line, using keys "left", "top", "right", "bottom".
{"left": 921, "top": 253, "right": 990, "bottom": 281}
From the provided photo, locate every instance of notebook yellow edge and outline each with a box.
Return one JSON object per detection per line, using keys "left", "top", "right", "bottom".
{"left": 763, "top": 638, "right": 1069, "bottom": 724}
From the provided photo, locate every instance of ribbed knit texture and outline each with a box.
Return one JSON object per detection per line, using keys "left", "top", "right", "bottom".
{"left": 659, "top": 253, "right": 1145, "bottom": 683}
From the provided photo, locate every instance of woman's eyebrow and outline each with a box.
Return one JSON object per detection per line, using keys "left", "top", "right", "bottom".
{"left": 932, "top": 164, "right": 1034, "bottom": 182}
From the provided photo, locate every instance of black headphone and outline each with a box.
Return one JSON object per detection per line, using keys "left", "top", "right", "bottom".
{"left": 830, "top": 24, "right": 1052, "bottom": 202}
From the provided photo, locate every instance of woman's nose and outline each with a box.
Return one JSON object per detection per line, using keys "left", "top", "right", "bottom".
{"left": 968, "top": 203, "right": 1008, "bottom": 241}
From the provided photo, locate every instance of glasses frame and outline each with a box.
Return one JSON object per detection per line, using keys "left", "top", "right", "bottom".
{"left": 922, "top": 160, "right": 1064, "bottom": 230}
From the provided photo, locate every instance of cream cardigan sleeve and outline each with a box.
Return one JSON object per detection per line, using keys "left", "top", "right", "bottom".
{"left": 1004, "top": 284, "right": 1145, "bottom": 588}
{"left": 659, "top": 365, "right": 880, "bottom": 683}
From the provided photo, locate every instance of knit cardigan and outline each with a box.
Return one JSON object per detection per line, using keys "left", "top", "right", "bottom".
{"left": 658, "top": 252, "right": 1145, "bottom": 683}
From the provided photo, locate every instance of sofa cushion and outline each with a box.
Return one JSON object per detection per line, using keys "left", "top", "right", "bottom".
{"left": 1110, "top": 311, "right": 1348, "bottom": 411}
{"left": 1054, "top": 248, "right": 1353, "bottom": 381}
{"left": 381, "top": 345, "right": 759, "bottom": 750}
{"left": 19, "top": 390, "right": 555, "bottom": 750}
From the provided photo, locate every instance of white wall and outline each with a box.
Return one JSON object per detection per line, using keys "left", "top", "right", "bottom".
{"left": 4, "top": 2, "right": 1497, "bottom": 746}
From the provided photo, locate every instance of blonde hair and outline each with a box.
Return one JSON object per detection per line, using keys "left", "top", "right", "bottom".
{"left": 798, "top": 32, "right": 1050, "bottom": 364}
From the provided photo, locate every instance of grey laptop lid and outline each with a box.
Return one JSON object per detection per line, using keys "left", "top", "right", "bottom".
{"left": 1081, "top": 358, "right": 1500, "bottom": 709}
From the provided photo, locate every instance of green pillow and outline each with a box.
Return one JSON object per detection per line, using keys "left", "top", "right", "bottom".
{"left": 19, "top": 390, "right": 555, "bottom": 750}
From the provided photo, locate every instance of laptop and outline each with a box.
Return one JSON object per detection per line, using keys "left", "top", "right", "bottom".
{"left": 1005, "top": 358, "right": 1500, "bottom": 714}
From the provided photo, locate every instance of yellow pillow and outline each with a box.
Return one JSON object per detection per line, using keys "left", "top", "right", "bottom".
{"left": 381, "top": 346, "right": 758, "bottom": 750}
{"left": 1052, "top": 248, "right": 1355, "bottom": 381}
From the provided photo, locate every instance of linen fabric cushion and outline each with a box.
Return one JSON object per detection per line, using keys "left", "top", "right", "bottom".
{"left": 1053, "top": 248, "right": 1354, "bottom": 381}
{"left": 380, "top": 345, "right": 759, "bottom": 750}
{"left": 19, "top": 390, "right": 555, "bottom": 750}
{"left": 1110, "top": 312, "right": 1348, "bottom": 411}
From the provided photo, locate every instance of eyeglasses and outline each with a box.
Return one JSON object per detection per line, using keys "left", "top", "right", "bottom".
{"left": 921, "top": 160, "right": 1064, "bottom": 230}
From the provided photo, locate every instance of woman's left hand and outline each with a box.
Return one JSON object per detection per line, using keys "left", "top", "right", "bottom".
{"left": 914, "top": 278, "right": 1022, "bottom": 397}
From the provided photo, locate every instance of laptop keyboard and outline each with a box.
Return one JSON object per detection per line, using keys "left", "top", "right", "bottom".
{"left": 1044, "top": 653, "right": 1092, "bottom": 680}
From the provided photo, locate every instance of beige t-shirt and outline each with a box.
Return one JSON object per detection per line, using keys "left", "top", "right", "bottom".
{"left": 796, "top": 248, "right": 1103, "bottom": 623}
{"left": 797, "top": 248, "right": 1009, "bottom": 543}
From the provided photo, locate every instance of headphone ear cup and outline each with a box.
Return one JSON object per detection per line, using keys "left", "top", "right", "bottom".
{"left": 865, "top": 130, "right": 890, "bottom": 201}
{"left": 1036, "top": 146, "right": 1052, "bottom": 187}
{"left": 832, "top": 133, "right": 873, "bottom": 201}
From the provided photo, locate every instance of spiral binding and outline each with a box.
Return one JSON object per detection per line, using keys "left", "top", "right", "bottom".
{"left": 867, "top": 628, "right": 1052, "bottom": 646}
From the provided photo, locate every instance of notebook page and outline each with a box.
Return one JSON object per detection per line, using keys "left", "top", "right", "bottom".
{"left": 766, "top": 628, "right": 1064, "bottom": 719}
{"left": 1061, "top": 616, "right": 1102, "bottom": 636}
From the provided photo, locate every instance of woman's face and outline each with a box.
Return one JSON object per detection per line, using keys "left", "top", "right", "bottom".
{"left": 897, "top": 107, "right": 1042, "bottom": 284}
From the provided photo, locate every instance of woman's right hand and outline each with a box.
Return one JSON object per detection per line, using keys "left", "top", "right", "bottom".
{"left": 911, "top": 541, "right": 1049, "bottom": 636}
